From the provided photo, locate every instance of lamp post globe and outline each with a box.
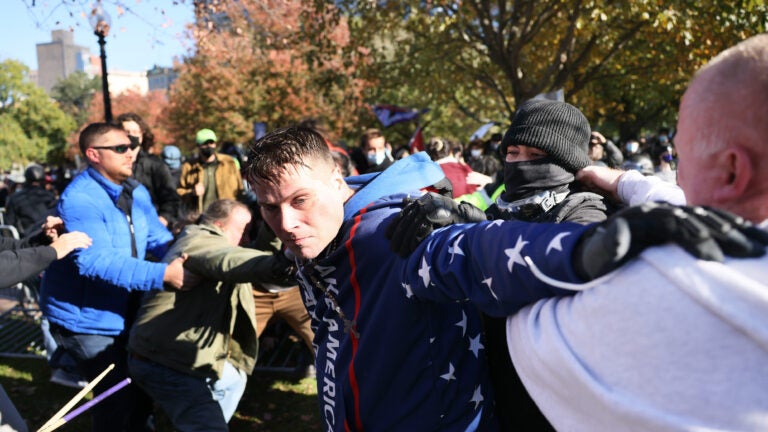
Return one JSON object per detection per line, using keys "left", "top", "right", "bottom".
{"left": 89, "top": 2, "right": 113, "bottom": 123}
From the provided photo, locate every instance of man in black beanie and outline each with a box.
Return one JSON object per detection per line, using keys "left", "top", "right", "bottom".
{"left": 486, "top": 99, "right": 607, "bottom": 223}
{"left": 484, "top": 99, "right": 609, "bottom": 430}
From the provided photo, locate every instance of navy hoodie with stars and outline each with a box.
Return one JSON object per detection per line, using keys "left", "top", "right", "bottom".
{"left": 298, "top": 152, "right": 589, "bottom": 432}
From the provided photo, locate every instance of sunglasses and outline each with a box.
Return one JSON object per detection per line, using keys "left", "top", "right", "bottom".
{"left": 91, "top": 142, "right": 140, "bottom": 154}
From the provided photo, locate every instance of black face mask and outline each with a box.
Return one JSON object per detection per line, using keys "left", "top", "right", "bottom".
{"left": 199, "top": 146, "right": 215, "bottom": 159}
{"left": 502, "top": 158, "right": 574, "bottom": 202}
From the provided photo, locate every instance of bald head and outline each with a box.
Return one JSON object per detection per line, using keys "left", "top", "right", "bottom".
{"left": 675, "top": 34, "right": 768, "bottom": 220}
{"left": 680, "top": 34, "right": 768, "bottom": 158}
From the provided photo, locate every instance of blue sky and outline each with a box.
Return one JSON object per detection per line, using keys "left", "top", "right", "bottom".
{"left": 1, "top": 1, "right": 195, "bottom": 72}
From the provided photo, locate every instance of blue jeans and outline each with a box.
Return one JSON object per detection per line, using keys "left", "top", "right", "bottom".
{"left": 43, "top": 318, "right": 80, "bottom": 374}
{"left": 212, "top": 360, "right": 248, "bottom": 421}
{"left": 128, "top": 355, "right": 247, "bottom": 432}
{"left": 50, "top": 325, "right": 153, "bottom": 432}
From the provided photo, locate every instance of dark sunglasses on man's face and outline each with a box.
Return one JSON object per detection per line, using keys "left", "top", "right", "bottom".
{"left": 91, "top": 142, "right": 140, "bottom": 154}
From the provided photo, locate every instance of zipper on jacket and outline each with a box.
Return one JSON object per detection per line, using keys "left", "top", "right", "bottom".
{"left": 126, "top": 215, "right": 138, "bottom": 258}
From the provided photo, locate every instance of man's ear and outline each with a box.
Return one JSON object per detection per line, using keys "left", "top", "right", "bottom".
{"left": 84, "top": 147, "right": 100, "bottom": 165}
{"left": 713, "top": 146, "right": 752, "bottom": 202}
{"left": 329, "top": 164, "right": 345, "bottom": 189}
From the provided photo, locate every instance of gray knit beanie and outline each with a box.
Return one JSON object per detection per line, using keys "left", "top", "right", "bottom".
{"left": 501, "top": 99, "right": 592, "bottom": 173}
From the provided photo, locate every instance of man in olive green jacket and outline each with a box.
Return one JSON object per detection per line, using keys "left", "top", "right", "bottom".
{"left": 128, "top": 199, "right": 296, "bottom": 432}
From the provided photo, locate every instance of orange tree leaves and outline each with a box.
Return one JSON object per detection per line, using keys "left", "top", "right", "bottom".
{"left": 167, "top": 0, "right": 371, "bottom": 149}
{"left": 86, "top": 89, "right": 174, "bottom": 153}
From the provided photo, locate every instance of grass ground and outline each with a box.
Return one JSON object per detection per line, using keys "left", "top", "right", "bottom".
{"left": 0, "top": 356, "right": 320, "bottom": 431}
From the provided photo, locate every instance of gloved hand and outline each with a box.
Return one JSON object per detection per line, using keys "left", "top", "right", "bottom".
{"left": 574, "top": 202, "right": 768, "bottom": 280}
{"left": 485, "top": 203, "right": 515, "bottom": 221}
{"left": 386, "top": 192, "right": 488, "bottom": 257}
{"left": 270, "top": 248, "right": 299, "bottom": 286}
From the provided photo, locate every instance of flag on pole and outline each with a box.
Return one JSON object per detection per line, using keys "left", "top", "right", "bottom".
{"left": 408, "top": 126, "right": 424, "bottom": 152}
{"left": 530, "top": 89, "right": 565, "bottom": 102}
{"left": 371, "top": 104, "right": 427, "bottom": 128}
{"left": 469, "top": 121, "right": 496, "bottom": 142}
{"left": 253, "top": 122, "right": 267, "bottom": 141}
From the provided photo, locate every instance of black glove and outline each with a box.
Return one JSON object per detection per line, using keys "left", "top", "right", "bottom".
{"left": 574, "top": 202, "right": 768, "bottom": 280}
{"left": 485, "top": 203, "right": 515, "bottom": 221}
{"left": 270, "top": 249, "right": 299, "bottom": 286}
{"left": 386, "top": 192, "right": 488, "bottom": 257}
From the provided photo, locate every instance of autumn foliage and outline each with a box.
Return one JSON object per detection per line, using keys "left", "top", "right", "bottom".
{"left": 167, "top": 0, "right": 371, "bottom": 150}
{"left": 86, "top": 89, "right": 174, "bottom": 154}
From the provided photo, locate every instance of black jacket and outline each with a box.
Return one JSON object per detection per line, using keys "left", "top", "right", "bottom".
{"left": 4, "top": 185, "right": 57, "bottom": 236}
{"left": 0, "top": 234, "right": 56, "bottom": 289}
{"left": 532, "top": 191, "right": 608, "bottom": 224}
{"left": 349, "top": 147, "right": 395, "bottom": 174}
{"left": 485, "top": 190, "right": 607, "bottom": 430}
{"left": 133, "top": 151, "right": 181, "bottom": 224}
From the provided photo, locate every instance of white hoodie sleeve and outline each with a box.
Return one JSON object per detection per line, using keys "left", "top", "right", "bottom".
{"left": 617, "top": 170, "right": 686, "bottom": 206}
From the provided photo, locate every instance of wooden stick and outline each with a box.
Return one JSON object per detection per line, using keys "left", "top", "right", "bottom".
{"left": 37, "top": 418, "right": 64, "bottom": 432}
{"left": 40, "top": 378, "right": 132, "bottom": 432}
{"left": 36, "top": 363, "right": 115, "bottom": 432}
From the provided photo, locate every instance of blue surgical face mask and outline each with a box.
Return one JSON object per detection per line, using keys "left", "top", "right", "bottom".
{"left": 626, "top": 141, "right": 639, "bottom": 153}
{"left": 367, "top": 151, "right": 386, "bottom": 166}
{"left": 470, "top": 149, "right": 483, "bottom": 158}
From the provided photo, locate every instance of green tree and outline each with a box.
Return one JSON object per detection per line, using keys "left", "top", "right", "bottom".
{"left": 0, "top": 113, "right": 37, "bottom": 170}
{"left": 0, "top": 59, "right": 76, "bottom": 170}
{"left": 335, "top": 0, "right": 768, "bottom": 141}
{"left": 51, "top": 71, "right": 101, "bottom": 127}
{"left": 573, "top": 2, "right": 768, "bottom": 140}
{"left": 343, "top": 12, "right": 507, "bottom": 143}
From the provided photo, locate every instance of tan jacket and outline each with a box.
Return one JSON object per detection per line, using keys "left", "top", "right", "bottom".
{"left": 177, "top": 153, "right": 243, "bottom": 212}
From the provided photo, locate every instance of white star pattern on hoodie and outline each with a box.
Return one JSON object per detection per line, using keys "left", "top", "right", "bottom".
{"left": 440, "top": 363, "right": 456, "bottom": 381}
{"left": 448, "top": 234, "right": 465, "bottom": 263}
{"left": 505, "top": 235, "right": 529, "bottom": 272}
{"left": 481, "top": 277, "right": 498, "bottom": 301}
{"left": 470, "top": 385, "right": 484, "bottom": 410}
{"left": 455, "top": 310, "right": 467, "bottom": 336}
{"left": 418, "top": 256, "right": 431, "bottom": 287}
{"left": 468, "top": 333, "right": 484, "bottom": 358}
{"left": 402, "top": 282, "right": 414, "bottom": 298}
{"left": 546, "top": 232, "right": 571, "bottom": 255}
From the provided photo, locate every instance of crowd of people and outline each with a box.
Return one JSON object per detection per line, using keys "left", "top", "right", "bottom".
{"left": 1, "top": 34, "right": 767, "bottom": 432}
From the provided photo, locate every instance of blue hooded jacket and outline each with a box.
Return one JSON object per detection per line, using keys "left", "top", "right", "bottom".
{"left": 299, "top": 152, "right": 588, "bottom": 431}
{"left": 41, "top": 167, "right": 173, "bottom": 335}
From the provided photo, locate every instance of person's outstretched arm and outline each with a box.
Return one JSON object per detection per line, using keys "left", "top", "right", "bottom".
{"left": 0, "top": 231, "right": 92, "bottom": 288}
{"left": 388, "top": 194, "right": 768, "bottom": 317}
{"left": 577, "top": 165, "right": 685, "bottom": 206}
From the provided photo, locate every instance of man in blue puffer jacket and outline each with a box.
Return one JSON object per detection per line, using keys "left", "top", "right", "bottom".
{"left": 40, "top": 123, "right": 192, "bottom": 432}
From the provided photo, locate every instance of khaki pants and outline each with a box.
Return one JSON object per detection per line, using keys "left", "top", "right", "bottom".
{"left": 253, "top": 287, "right": 314, "bottom": 353}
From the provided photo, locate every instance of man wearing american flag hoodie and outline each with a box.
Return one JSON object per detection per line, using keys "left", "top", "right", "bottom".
{"left": 244, "top": 126, "right": 750, "bottom": 431}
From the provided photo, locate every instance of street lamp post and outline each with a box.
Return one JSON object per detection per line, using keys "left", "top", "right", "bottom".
{"left": 89, "top": 2, "right": 112, "bottom": 123}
